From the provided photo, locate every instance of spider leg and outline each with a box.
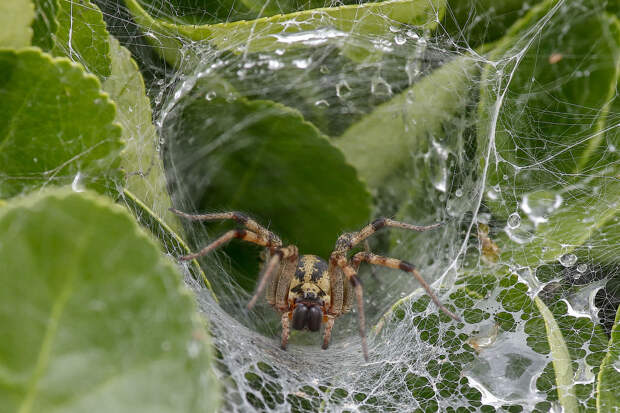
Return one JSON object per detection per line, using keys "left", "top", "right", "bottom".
{"left": 332, "top": 257, "right": 369, "bottom": 361}
{"left": 179, "top": 229, "right": 276, "bottom": 261}
{"left": 364, "top": 240, "right": 378, "bottom": 281}
{"left": 322, "top": 316, "right": 335, "bottom": 350}
{"left": 170, "top": 208, "right": 282, "bottom": 247}
{"left": 280, "top": 312, "right": 290, "bottom": 350}
{"left": 248, "top": 245, "right": 298, "bottom": 309}
{"left": 334, "top": 218, "right": 442, "bottom": 255}
{"left": 351, "top": 252, "right": 460, "bottom": 322}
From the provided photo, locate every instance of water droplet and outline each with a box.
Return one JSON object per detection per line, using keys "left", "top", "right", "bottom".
{"left": 505, "top": 220, "right": 535, "bottom": 244}
{"left": 521, "top": 191, "right": 563, "bottom": 226}
{"left": 405, "top": 30, "right": 419, "bottom": 40}
{"left": 576, "top": 263, "right": 587, "bottom": 273}
{"left": 559, "top": 253, "right": 577, "bottom": 267}
{"left": 293, "top": 58, "right": 311, "bottom": 69}
{"left": 455, "top": 188, "right": 463, "bottom": 197}
{"left": 426, "top": 140, "right": 448, "bottom": 193}
{"left": 205, "top": 91, "right": 217, "bottom": 101}
{"left": 275, "top": 48, "right": 285, "bottom": 55}
{"left": 502, "top": 174, "right": 509, "bottom": 180}
{"left": 71, "top": 172, "right": 84, "bottom": 192}
{"left": 314, "top": 99, "right": 329, "bottom": 108}
{"left": 336, "top": 80, "right": 352, "bottom": 99}
{"left": 268, "top": 59, "right": 283, "bottom": 70}
{"left": 394, "top": 34, "right": 406, "bottom": 45}
{"left": 371, "top": 77, "right": 392, "bottom": 96}
{"left": 33, "top": 157, "right": 38, "bottom": 163}
{"left": 389, "top": 25, "right": 401, "bottom": 33}
{"left": 507, "top": 213, "right": 521, "bottom": 229}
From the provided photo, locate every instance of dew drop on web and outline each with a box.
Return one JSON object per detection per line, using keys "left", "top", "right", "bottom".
{"left": 507, "top": 212, "right": 521, "bottom": 229}
{"left": 559, "top": 253, "right": 577, "bottom": 267}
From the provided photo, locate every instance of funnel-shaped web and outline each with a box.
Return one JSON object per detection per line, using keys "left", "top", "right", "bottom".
{"left": 90, "top": 0, "right": 619, "bottom": 411}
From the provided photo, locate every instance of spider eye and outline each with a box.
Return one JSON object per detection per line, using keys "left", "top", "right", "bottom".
{"left": 292, "top": 304, "right": 308, "bottom": 330}
{"left": 307, "top": 306, "right": 322, "bottom": 332}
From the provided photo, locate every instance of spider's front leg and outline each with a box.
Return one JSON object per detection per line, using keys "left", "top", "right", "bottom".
{"left": 322, "top": 316, "right": 335, "bottom": 350}
{"left": 351, "top": 252, "right": 460, "bottom": 322}
{"left": 280, "top": 312, "right": 290, "bottom": 350}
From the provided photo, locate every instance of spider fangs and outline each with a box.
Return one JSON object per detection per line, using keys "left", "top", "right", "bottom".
{"left": 170, "top": 208, "right": 461, "bottom": 361}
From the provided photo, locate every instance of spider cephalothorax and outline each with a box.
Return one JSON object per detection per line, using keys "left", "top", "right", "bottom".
{"left": 171, "top": 209, "right": 460, "bottom": 360}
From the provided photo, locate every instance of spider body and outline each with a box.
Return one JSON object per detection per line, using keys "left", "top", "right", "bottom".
{"left": 287, "top": 256, "right": 329, "bottom": 332}
{"left": 171, "top": 209, "right": 460, "bottom": 360}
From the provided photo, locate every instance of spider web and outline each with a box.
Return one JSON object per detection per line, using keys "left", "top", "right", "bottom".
{"left": 64, "top": 0, "right": 620, "bottom": 410}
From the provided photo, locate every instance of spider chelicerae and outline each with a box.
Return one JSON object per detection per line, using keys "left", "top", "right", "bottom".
{"left": 171, "top": 208, "right": 461, "bottom": 360}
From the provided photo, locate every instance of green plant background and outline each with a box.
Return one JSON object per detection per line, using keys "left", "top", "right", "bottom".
{"left": 0, "top": 0, "right": 618, "bottom": 411}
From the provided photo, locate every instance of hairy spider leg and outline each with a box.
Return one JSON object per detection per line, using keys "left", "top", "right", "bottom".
{"left": 248, "top": 245, "right": 298, "bottom": 309}
{"left": 169, "top": 208, "right": 282, "bottom": 247}
{"left": 351, "top": 252, "right": 461, "bottom": 322}
{"left": 322, "top": 316, "right": 335, "bottom": 350}
{"left": 335, "top": 258, "right": 369, "bottom": 361}
{"left": 178, "top": 229, "right": 276, "bottom": 261}
{"left": 334, "top": 217, "right": 442, "bottom": 255}
{"left": 280, "top": 312, "right": 290, "bottom": 350}
{"left": 329, "top": 217, "right": 449, "bottom": 361}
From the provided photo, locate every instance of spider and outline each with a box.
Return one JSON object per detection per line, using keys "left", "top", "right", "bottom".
{"left": 170, "top": 208, "right": 461, "bottom": 360}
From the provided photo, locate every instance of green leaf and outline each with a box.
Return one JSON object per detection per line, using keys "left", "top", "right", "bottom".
{"left": 125, "top": 0, "right": 445, "bottom": 66}
{"left": 164, "top": 90, "right": 372, "bottom": 260}
{"left": 135, "top": 0, "right": 369, "bottom": 25}
{"left": 533, "top": 297, "right": 578, "bottom": 412}
{"left": 442, "top": 0, "right": 543, "bottom": 49}
{"left": 103, "top": 36, "right": 180, "bottom": 233}
{"left": 0, "top": 188, "right": 219, "bottom": 412}
{"left": 597, "top": 305, "right": 620, "bottom": 412}
{"left": 52, "top": 0, "right": 112, "bottom": 78}
{"left": 0, "top": 0, "right": 35, "bottom": 48}
{"left": 101, "top": 36, "right": 215, "bottom": 293}
{"left": 0, "top": 48, "right": 123, "bottom": 198}
{"left": 32, "top": 0, "right": 59, "bottom": 50}
{"left": 335, "top": 55, "right": 478, "bottom": 189}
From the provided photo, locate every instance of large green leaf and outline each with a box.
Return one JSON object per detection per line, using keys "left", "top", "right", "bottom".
{"left": 101, "top": 36, "right": 214, "bottom": 292}
{"left": 597, "top": 305, "right": 620, "bottom": 412}
{"left": 0, "top": 0, "right": 35, "bottom": 48}
{"left": 335, "top": 55, "right": 478, "bottom": 189}
{"left": 0, "top": 48, "right": 122, "bottom": 198}
{"left": 103, "top": 36, "right": 181, "bottom": 233}
{"left": 0, "top": 188, "right": 219, "bottom": 412}
{"left": 52, "top": 0, "right": 112, "bottom": 78}
{"left": 125, "top": 0, "right": 445, "bottom": 65}
{"left": 164, "top": 89, "right": 372, "bottom": 261}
